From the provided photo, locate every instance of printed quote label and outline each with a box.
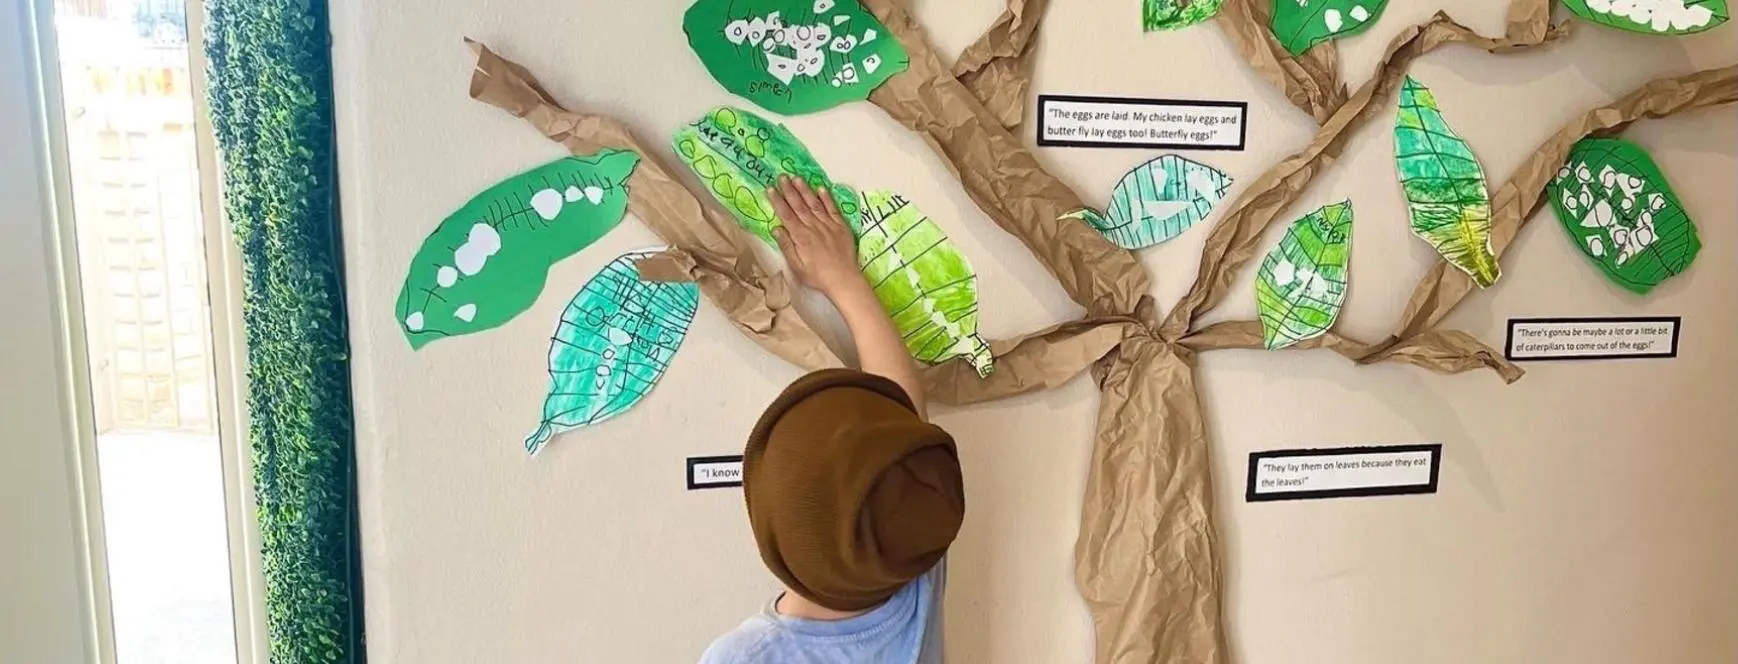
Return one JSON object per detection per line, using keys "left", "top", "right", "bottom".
{"left": 687, "top": 455, "right": 743, "bottom": 490}
{"left": 1036, "top": 94, "right": 1247, "bottom": 150}
{"left": 1505, "top": 317, "right": 1679, "bottom": 361}
{"left": 1246, "top": 444, "right": 1441, "bottom": 502}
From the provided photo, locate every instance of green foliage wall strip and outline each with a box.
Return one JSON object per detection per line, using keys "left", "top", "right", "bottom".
{"left": 205, "top": 0, "right": 366, "bottom": 661}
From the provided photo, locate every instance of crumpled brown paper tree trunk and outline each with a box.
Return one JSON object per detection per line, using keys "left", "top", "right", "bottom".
{"left": 465, "top": 0, "right": 1737, "bottom": 658}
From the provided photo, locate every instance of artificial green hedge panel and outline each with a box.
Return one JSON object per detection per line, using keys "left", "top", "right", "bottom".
{"left": 205, "top": 0, "right": 365, "bottom": 661}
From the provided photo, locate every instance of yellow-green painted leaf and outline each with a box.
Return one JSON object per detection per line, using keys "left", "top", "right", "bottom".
{"left": 1547, "top": 138, "right": 1701, "bottom": 294}
{"left": 1394, "top": 77, "right": 1500, "bottom": 288}
{"left": 856, "top": 191, "right": 993, "bottom": 377}
{"left": 1256, "top": 200, "right": 1352, "bottom": 350}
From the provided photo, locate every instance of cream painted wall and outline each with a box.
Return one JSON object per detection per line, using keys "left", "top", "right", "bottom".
{"left": 331, "top": 1, "right": 1738, "bottom": 662}
{"left": 1, "top": 0, "right": 101, "bottom": 661}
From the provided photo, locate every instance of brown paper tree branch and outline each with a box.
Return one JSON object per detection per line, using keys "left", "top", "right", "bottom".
{"left": 464, "top": 0, "right": 1736, "bottom": 659}
{"left": 1179, "top": 321, "right": 1524, "bottom": 382}
{"left": 954, "top": 0, "right": 1051, "bottom": 129}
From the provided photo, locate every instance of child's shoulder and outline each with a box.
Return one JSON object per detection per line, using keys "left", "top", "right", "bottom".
{"left": 696, "top": 614, "right": 780, "bottom": 664}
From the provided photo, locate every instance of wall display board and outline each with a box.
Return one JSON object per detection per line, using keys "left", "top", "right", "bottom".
{"left": 332, "top": 0, "right": 1738, "bottom": 661}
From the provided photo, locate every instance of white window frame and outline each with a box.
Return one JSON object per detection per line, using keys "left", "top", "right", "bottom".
{"left": 20, "top": 0, "right": 271, "bottom": 661}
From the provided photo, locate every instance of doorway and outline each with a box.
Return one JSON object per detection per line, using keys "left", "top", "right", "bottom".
{"left": 39, "top": 0, "right": 259, "bottom": 661}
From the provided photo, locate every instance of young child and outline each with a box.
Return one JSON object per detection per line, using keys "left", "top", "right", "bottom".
{"left": 697, "top": 176, "right": 964, "bottom": 664}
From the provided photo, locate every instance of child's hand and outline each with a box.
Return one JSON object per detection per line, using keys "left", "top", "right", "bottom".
{"left": 768, "top": 177, "right": 925, "bottom": 417}
{"left": 768, "top": 176, "right": 866, "bottom": 298}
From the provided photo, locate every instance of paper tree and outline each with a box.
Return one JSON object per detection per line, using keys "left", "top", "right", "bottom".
{"left": 464, "top": 0, "right": 1736, "bottom": 659}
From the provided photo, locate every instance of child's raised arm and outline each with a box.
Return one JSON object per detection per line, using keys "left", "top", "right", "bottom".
{"left": 766, "top": 176, "right": 927, "bottom": 420}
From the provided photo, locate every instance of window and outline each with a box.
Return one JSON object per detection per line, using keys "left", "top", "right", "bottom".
{"left": 39, "top": 0, "right": 263, "bottom": 661}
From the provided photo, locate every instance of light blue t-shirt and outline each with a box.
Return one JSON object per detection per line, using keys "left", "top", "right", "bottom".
{"left": 697, "top": 563, "right": 946, "bottom": 664}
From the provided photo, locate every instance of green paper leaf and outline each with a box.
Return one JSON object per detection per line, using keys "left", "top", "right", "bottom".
{"left": 396, "top": 150, "right": 640, "bottom": 349}
{"left": 1065, "top": 154, "right": 1232, "bottom": 249}
{"left": 1560, "top": 0, "right": 1728, "bottom": 35}
{"left": 855, "top": 191, "right": 994, "bottom": 377}
{"left": 673, "top": 105, "right": 861, "bottom": 243}
{"left": 1547, "top": 138, "right": 1701, "bottom": 294}
{"left": 524, "top": 249, "right": 701, "bottom": 456}
{"left": 1393, "top": 76, "right": 1501, "bottom": 288}
{"left": 683, "top": 0, "right": 910, "bottom": 115}
{"left": 1142, "top": 0, "right": 1225, "bottom": 30}
{"left": 1256, "top": 200, "right": 1352, "bottom": 350}
{"left": 1271, "top": 0, "right": 1390, "bottom": 56}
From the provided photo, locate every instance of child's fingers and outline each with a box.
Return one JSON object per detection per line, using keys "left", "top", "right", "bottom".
{"left": 791, "top": 178, "right": 827, "bottom": 220}
{"left": 772, "top": 226, "right": 800, "bottom": 260}
{"left": 774, "top": 177, "right": 816, "bottom": 232}
{"left": 768, "top": 182, "right": 807, "bottom": 235}
{"left": 819, "top": 188, "right": 848, "bottom": 229}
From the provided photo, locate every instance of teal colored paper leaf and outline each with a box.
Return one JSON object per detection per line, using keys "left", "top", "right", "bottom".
{"left": 1256, "top": 200, "right": 1352, "bottom": 350}
{"left": 1271, "top": 0, "right": 1390, "bottom": 55}
{"left": 1393, "top": 77, "right": 1501, "bottom": 288}
{"left": 1560, "top": 0, "right": 1728, "bottom": 35}
{"left": 856, "top": 191, "right": 994, "bottom": 376}
{"left": 683, "top": 0, "right": 911, "bottom": 115}
{"left": 397, "top": 150, "right": 640, "bottom": 349}
{"left": 1547, "top": 138, "right": 1701, "bottom": 294}
{"left": 673, "top": 105, "right": 861, "bottom": 244}
{"left": 1064, "top": 154, "right": 1232, "bottom": 250}
{"left": 524, "top": 249, "right": 702, "bottom": 456}
{"left": 1143, "top": 0, "right": 1225, "bottom": 30}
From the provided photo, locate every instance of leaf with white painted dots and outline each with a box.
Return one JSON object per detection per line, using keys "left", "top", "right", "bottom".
{"left": 1255, "top": 200, "right": 1352, "bottom": 350}
{"left": 1560, "top": 0, "right": 1728, "bottom": 35}
{"left": 684, "top": 0, "right": 909, "bottom": 114}
{"left": 1547, "top": 138, "right": 1701, "bottom": 295}
{"left": 395, "top": 149, "right": 640, "bottom": 349}
{"left": 1271, "top": 0, "right": 1389, "bottom": 56}
{"left": 524, "top": 249, "right": 701, "bottom": 456}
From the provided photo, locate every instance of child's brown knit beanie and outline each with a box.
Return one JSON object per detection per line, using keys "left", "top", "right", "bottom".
{"left": 743, "top": 369, "right": 965, "bottom": 612}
